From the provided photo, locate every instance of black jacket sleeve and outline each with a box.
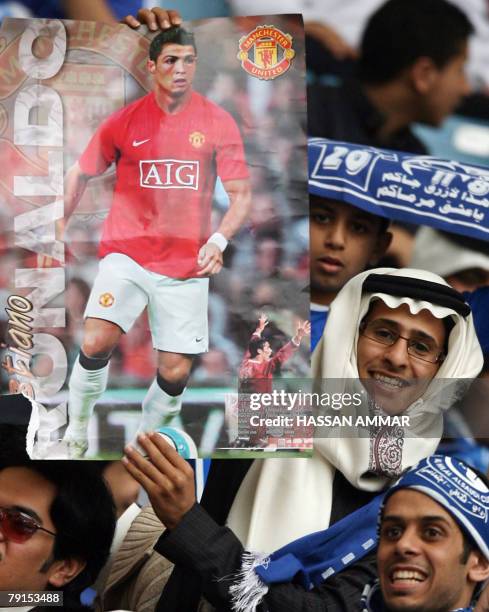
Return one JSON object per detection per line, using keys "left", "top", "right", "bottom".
{"left": 154, "top": 503, "right": 377, "bottom": 612}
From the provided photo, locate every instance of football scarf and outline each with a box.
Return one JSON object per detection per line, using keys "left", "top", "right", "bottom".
{"left": 229, "top": 266, "right": 483, "bottom": 612}
{"left": 308, "top": 138, "right": 489, "bottom": 242}
{"left": 231, "top": 454, "right": 489, "bottom": 611}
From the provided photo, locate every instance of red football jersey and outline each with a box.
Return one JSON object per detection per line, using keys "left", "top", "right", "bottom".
{"left": 79, "top": 91, "right": 249, "bottom": 278}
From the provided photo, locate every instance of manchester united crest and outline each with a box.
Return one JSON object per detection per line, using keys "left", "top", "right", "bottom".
{"left": 99, "top": 292, "right": 115, "bottom": 307}
{"left": 237, "top": 25, "right": 295, "bottom": 80}
{"left": 189, "top": 131, "right": 205, "bottom": 148}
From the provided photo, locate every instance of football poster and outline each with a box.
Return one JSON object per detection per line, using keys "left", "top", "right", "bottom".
{"left": 0, "top": 15, "right": 310, "bottom": 459}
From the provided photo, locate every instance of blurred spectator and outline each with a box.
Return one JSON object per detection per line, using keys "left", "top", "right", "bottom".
{"left": 95, "top": 460, "right": 141, "bottom": 518}
{"left": 207, "top": 293, "right": 241, "bottom": 368}
{"left": 411, "top": 227, "right": 489, "bottom": 292}
{"left": 0, "top": 0, "right": 144, "bottom": 22}
{"left": 117, "top": 313, "right": 155, "bottom": 385}
{"left": 254, "top": 236, "right": 282, "bottom": 277}
{"left": 378, "top": 223, "right": 416, "bottom": 269}
{"left": 191, "top": 349, "right": 232, "bottom": 385}
{"left": 66, "top": 278, "right": 91, "bottom": 350}
{"left": 308, "top": 0, "right": 473, "bottom": 153}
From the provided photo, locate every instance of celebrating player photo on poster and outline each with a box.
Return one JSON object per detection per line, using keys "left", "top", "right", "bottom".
{"left": 0, "top": 15, "right": 309, "bottom": 458}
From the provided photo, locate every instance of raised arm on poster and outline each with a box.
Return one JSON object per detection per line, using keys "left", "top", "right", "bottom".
{"left": 234, "top": 316, "right": 310, "bottom": 449}
{"left": 0, "top": 15, "right": 308, "bottom": 460}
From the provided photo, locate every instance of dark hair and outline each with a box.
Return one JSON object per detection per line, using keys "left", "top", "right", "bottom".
{"left": 358, "top": 0, "right": 473, "bottom": 84}
{"left": 0, "top": 394, "right": 32, "bottom": 466}
{"left": 249, "top": 337, "right": 269, "bottom": 358}
{"left": 5, "top": 460, "right": 116, "bottom": 610}
{"left": 149, "top": 26, "right": 197, "bottom": 62}
{"left": 482, "top": 354, "right": 489, "bottom": 375}
{"left": 442, "top": 316, "right": 456, "bottom": 355}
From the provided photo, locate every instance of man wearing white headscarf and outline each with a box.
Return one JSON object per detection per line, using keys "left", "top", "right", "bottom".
{"left": 224, "top": 268, "right": 481, "bottom": 554}
{"left": 119, "top": 266, "right": 483, "bottom": 612}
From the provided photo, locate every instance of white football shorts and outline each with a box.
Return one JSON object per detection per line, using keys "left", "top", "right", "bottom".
{"left": 84, "top": 253, "right": 209, "bottom": 353}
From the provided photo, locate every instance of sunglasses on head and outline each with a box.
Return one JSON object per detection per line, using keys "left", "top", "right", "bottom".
{"left": 0, "top": 507, "right": 56, "bottom": 543}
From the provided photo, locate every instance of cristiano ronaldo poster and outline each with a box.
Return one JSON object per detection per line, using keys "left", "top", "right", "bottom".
{"left": 0, "top": 15, "right": 310, "bottom": 458}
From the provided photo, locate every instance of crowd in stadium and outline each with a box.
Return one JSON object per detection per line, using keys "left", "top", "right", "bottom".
{"left": 1, "top": 0, "right": 489, "bottom": 610}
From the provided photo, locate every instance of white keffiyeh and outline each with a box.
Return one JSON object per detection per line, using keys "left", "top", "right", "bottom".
{"left": 227, "top": 268, "right": 483, "bottom": 553}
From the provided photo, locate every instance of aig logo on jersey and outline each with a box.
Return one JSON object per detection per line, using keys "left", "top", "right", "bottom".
{"left": 140, "top": 159, "right": 199, "bottom": 190}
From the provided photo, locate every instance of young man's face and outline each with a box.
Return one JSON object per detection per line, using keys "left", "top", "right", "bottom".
{"left": 378, "top": 489, "right": 480, "bottom": 612}
{"left": 0, "top": 467, "right": 58, "bottom": 591}
{"left": 357, "top": 301, "right": 446, "bottom": 414}
{"left": 418, "top": 44, "right": 470, "bottom": 126}
{"left": 148, "top": 43, "right": 197, "bottom": 97}
{"left": 258, "top": 341, "right": 273, "bottom": 360}
{"left": 310, "top": 197, "right": 390, "bottom": 305}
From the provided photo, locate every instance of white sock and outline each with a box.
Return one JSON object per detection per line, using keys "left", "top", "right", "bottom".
{"left": 64, "top": 357, "right": 109, "bottom": 440}
{"left": 138, "top": 378, "right": 184, "bottom": 434}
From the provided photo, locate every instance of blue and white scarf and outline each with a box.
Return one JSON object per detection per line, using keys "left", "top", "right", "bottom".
{"left": 308, "top": 138, "right": 489, "bottom": 242}
{"left": 230, "top": 455, "right": 489, "bottom": 611}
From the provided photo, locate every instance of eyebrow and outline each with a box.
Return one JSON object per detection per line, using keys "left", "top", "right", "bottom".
{"left": 382, "top": 515, "right": 405, "bottom": 523}
{"left": 382, "top": 514, "right": 451, "bottom": 526}
{"left": 162, "top": 53, "right": 196, "bottom": 60}
{"left": 369, "top": 318, "right": 437, "bottom": 343}
{"left": 420, "top": 515, "right": 452, "bottom": 526}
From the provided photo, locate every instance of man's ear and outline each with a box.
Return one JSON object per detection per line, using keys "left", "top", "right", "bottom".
{"left": 467, "top": 550, "right": 489, "bottom": 585}
{"left": 47, "top": 558, "right": 86, "bottom": 588}
{"left": 409, "top": 56, "right": 439, "bottom": 94}
{"left": 147, "top": 58, "right": 156, "bottom": 74}
{"left": 368, "top": 231, "right": 392, "bottom": 266}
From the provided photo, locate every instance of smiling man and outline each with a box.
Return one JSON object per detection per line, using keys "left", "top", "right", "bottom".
{"left": 363, "top": 454, "right": 489, "bottom": 612}
{"left": 357, "top": 300, "right": 448, "bottom": 416}
{"left": 62, "top": 26, "right": 251, "bottom": 458}
{"left": 314, "top": 268, "right": 475, "bottom": 425}
{"left": 0, "top": 460, "right": 115, "bottom": 611}
{"left": 114, "top": 267, "right": 483, "bottom": 612}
